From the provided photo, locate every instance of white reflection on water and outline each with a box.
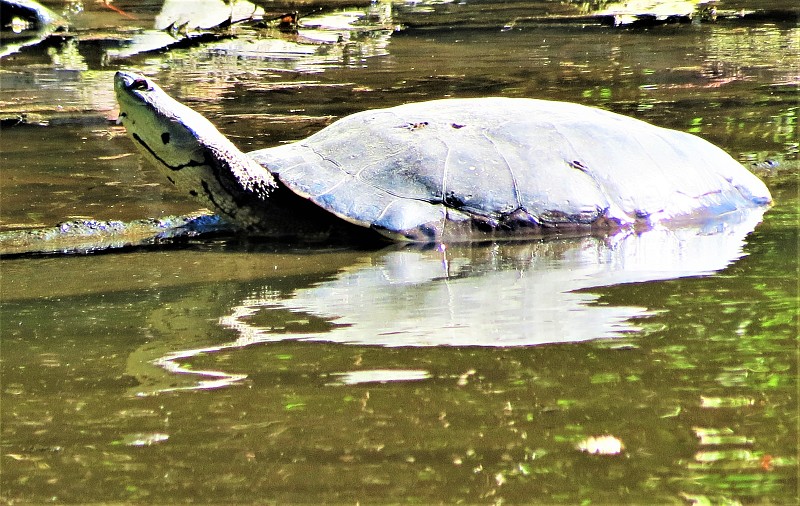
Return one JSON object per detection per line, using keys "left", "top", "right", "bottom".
{"left": 221, "top": 211, "right": 765, "bottom": 348}
{"left": 133, "top": 208, "right": 765, "bottom": 395}
{"left": 327, "top": 369, "right": 432, "bottom": 385}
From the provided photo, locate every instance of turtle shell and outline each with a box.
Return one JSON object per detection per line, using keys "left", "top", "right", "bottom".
{"left": 249, "top": 98, "right": 771, "bottom": 241}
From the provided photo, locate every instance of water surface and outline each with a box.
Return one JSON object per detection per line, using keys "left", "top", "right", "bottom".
{"left": 0, "top": 0, "right": 797, "bottom": 503}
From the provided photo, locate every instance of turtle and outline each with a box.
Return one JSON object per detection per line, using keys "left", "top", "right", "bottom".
{"left": 114, "top": 70, "right": 771, "bottom": 243}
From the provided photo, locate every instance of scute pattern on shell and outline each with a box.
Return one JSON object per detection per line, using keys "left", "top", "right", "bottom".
{"left": 249, "top": 97, "right": 771, "bottom": 241}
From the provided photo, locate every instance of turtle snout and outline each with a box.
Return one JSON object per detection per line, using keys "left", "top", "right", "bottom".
{"left": 115, "top": 71, "right": 152, "bottom": 94}
{"left": 114, "top": 71, "right": 133, "bottom": 91}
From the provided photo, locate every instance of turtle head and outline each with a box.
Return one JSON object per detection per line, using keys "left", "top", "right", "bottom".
{"left": 115, "top": 71, "right": 220, "bottom": 178}
{"left": 114, "top": 71, "right": 277, "bottom": 226}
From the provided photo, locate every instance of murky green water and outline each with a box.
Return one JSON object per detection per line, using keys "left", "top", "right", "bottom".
{"left": 1, "top": 0, "right": 797, "bottom": 503}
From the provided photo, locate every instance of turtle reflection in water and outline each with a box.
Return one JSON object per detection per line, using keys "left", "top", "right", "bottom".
{"left": 114, "top": 71, "right": 771, "bottom": 244}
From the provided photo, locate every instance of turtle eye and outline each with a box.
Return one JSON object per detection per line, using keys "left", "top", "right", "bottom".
{"left": 130, "top": 78, "right": 150, "bottom": 91}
